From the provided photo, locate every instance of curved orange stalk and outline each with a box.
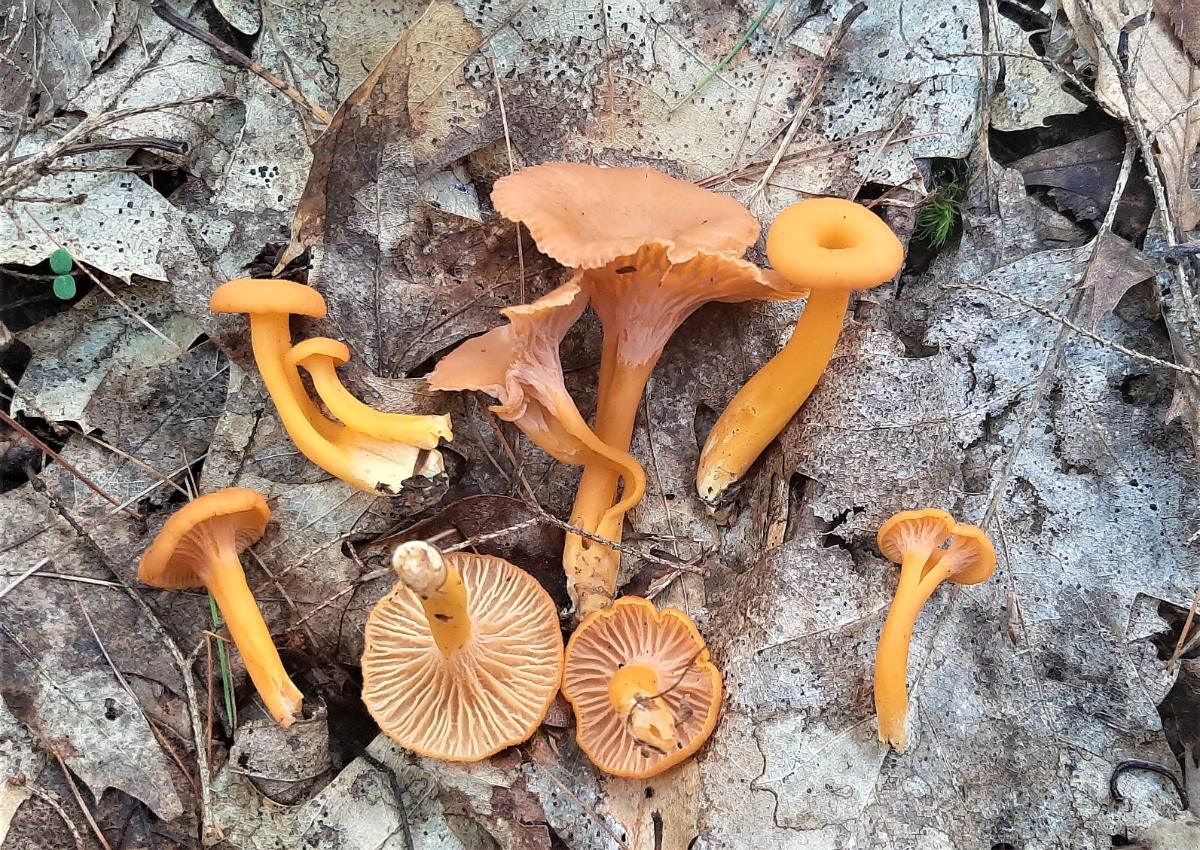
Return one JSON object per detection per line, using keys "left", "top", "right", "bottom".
{"left": 874, "top": 516, "right": 995, "bottom": 750}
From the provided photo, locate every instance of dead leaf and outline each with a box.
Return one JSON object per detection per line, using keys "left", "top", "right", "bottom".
{"left": 991, "top": 13, "right": 1088, "bottom": 131}
{"left": 1084, "top": 230, "right": 1156, "bottom": 330}
{"left": 1158, "top": 0, "right": 1200, "bottom": 62}
{"left": 0, "top": 698, "right": 46, "bottom": 845}
{"left": 228, "top": 701, "right": 333, "bottom": 804}
{"left": 1061, "top": 0, "right": 1200, "bottom": 230}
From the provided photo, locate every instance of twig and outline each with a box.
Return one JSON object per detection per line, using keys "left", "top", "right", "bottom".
{"left": 0, "top": 408, "right": 137, "bottom": 515}
{"left": 19, "top": 779, "right": 87, "bottom": 850}
{"left": 360, "top": 752, "right": 415, "bottom": 850}
{"left": 942, "top": 281, "right": 1200, "bottom": 377}
{"left": 1109, "top": 759, "right": 1189, "bottom": 808}
{"left": 50, "top": 750, "right": 113, "bottom": 850}
{"left": 746, "top": 2, "right": 866, "bottom": 205}
{"left": 1168, "top": 583, "right": 1200, "bottom": 674}
{"left": 489, "top": 57, "right": 524, "bottom": 303}
{"left": 150, "top": 1, "right": 332, "bottom": 124}
{"left": 2, "top": 137, "right": 188, "bottom": 168}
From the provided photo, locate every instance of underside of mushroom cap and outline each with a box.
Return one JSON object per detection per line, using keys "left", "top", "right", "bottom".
{"left": 876, "top": 508, "right": 957, "bottom": 565}
{"left": 562, "top": 597, "right": 722, "bottom": 778}
{"left": 940, "top": 523, "right": 997, "bottom": 585}
{"left": 491, "top": 163, "right": 761, "bottom": 270}
{"left": 580, "top": 243, "right": 799, "bottom": 367}
{"left": 139, "top": 488, "right": 270, "bottom": 589}
{"left": 361, "top": 552, "right": 564, "bottom": 761}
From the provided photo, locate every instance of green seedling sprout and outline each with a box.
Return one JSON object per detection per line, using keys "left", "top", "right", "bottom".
{"left": 48, "top": 249, "right": 77, "bottom": 299}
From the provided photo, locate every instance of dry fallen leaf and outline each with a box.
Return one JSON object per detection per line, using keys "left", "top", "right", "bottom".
{"left": 1158, "top": 0, "right": 1200, "bottom": 62}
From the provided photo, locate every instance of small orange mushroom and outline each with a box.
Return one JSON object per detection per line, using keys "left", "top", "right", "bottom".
{"left": 287, "top": 337, "right": 452, "bottom": 450}
{"left": 139, "top": 488, "right": 303, "bottom": 727}
{"left": 361, "top": 541, "right": 564, "bottom": 761}
{"left": 874, "top": 511, "right": 996, "bottom": 750}
{"left": 561, "top": 597, "right": 722, "bottom": 778}
{"left": 492, "top": 164, "right": 802, "bottom": 615}
{"left": 696, "top": 198, "right": 905, "bottom": 503}
{"left": 429, "top": 282, "right": 646, "bottom": 610}
{"left": 210, "top": 279, "right": 449, "bottom": 493}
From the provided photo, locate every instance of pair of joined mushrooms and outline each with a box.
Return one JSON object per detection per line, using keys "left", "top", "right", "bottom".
{"left": 209, "top": 278, "right": 452, "bottom": 493}
{"left": 361, "top": 541, "right": 721, "bottom": 778}
{"left": 431, "top": 163, "right": 904, "bottom": 616}
{"left": 874, "top": 509, "right": 996, "bottom": 750}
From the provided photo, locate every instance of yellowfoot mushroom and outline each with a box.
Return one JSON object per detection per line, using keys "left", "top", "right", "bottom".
{"left": 561, "top": 597, "right": 722, "bottom": 778}
{"left": 874, "top": 511, "right": 996, "bottom": 750}
{"left": 361, "top": 541, "right": 564, "bottom": 761}
{"left": 139, "top": 488, "right": 303, "bottom": 727}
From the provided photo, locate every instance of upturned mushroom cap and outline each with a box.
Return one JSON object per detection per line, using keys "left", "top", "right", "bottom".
{"left": 561, "top": 597, "right": 722, "bottom": 778}
{"left": 491, "top": 162, "right": 760, "bottom": 269}
{"left": 286, "top": 337, "right": 351, "bottom": 367}
{"left": 938, "top": 523, "right": 997, "bottom": 585}
{"left": 138, "top": 488, "right": 270, "bottom": 589}
{"left": 877, "top": 508, "right": 957, "bottom": 565}
{"left": 210, "top": 278, "right": 328, "bottom": 318}
{"left": 765, "top": 198, "right": 904, "bottom": 291}
{"left": 361, "top": 551, "right": 564, "bottom": 761}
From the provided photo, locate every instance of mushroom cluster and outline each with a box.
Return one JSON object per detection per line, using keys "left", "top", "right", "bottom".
{"left": 210, "top": 278, "right": 453, "bottom": 494}
{"left": 137, "top": 162, "right": 940, "bottom": 786}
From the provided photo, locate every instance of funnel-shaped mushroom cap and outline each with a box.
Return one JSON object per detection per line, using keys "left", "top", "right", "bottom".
{"left": 939, "top": 523, "right": 996, "bottom": 585}
{"left": 210, "top": 279, "right": 328, "bottom": 318}
{"left": 877, "top": 508, "right": 956, "bottom": 565}
{"left": 287, "top": 337, "right": 351, "bottom": 367}
{"left": 562, "top": 597, "right": 722, "bottom": 778}
{"left": 361, "top": 552, "right": 564, "bottom": 761}
{"left": 765, "top": 198, "right": 904, "bottom": 291}
{"left": 429, "top": 282, "right": 585, "bottom": 437}
{"left": 581, "top": 244, "right": 796, "bottom": 367}
{"left": 139, "top": 488, "right": 269, "bottom": 589}
{"left": 492, "top": 163, "right": 760, "bottom": 269}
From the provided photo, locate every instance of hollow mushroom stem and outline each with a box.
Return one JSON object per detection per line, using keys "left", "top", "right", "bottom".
{"left": 204, "top": 548, "right": 303, "bottom": 727}
{"left": 565, "top": 349, "right": 657, "bottom": 616}
{"left": 393, "top": 542, "right": 471, "bottom": 655}
{"left": 696, "top": 288, "right": 849, "bottom": 501}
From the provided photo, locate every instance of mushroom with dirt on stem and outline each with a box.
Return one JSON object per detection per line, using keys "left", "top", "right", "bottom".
{"left": 209, "top": 278, "right": 450, "bottom": 493}
{"left": 491, "top": 163, "right": 805, "bottom": 615}
{"left": 361, "top": 541, "right": 564, "bottom": 762}
{"left": 561, "top": 596, "right": 722, "bottom": 778}
{"left": 138, "top": 488, "right": 303, "bottom": 727}
{"left": 873, "top": 510, "right": 996, "bottom": 750}
{"left": 696, "top": 198, "right": 905, "bottom": 504}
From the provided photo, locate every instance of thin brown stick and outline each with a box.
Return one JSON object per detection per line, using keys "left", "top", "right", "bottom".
{"left": 20, "top": 779, "right": 87, "bottom": 850}
{"left": 1168, "top": 583, "right": 1200, "bottom": 674}
{"left": 0, "top": 408, "right": 136, "bottom": 515}
{"left": 50, "top": 750, "right": 113, "bottom": 850}
{"left": 150, "top": 1, "right": 332, "bottom": 124}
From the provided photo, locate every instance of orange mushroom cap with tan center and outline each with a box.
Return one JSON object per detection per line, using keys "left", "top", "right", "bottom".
{"left": 562, "top": 597, "right": 722, "bottom": 778}
{"left": 361, "top": 541, "right": 564, "bottom": 761}
{"left": 492, "top": 164, "right": 805, "bottom": 616}
{"left": 697, "top": 198, "right": 904, "bottom": 503}
{"left": 874, "top": 512, "right": 996, "bottom": 750}
{"left": 139, "top": 488, "right": 303, "bottom": 727}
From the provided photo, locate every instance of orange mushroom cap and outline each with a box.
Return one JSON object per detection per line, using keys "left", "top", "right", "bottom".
{"left": 876, "top": 508, "right": 957, "bottom": 568}
{"left": 765, "top": 197, "right": 905, "bottom": 292}
{"left": 139, "top": 488, "right": 269, "bottom": 589}
{"left": 491, "top": 162, "right": 760, "bottom": 269}
{"left": 139, "top": 489, "right": 303, "bottom": 727}
{"left": 287, "top": 337, "right": 351, "bottom": 367}
{"left": 931, "top": 523, "right": 997, "bottom": 585}
{"left": 561, "top": 597, "right": 722, "bottom": 778}
{"left": 210, "top": 278, "right": 328, "bottom": 318}
{"left": 361, "top": 545, "right": 564, "bottom": 761}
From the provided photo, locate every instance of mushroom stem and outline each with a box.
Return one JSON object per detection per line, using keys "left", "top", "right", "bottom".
{"left": 609, "top": 663, "right": 679, "bottom": 753}
{"left": 873, "top": 559, "right": 947, "bottom": 750}
{"left": 565, "top": 347, "right": 657, "bottom": 615}
{"left": 393, "top": 542, "right": 471, "bottom": 655}
{"left": 697, "top": 288, "right": 850, "bottom": 502}
{"left": 301, "top": 355, "right": 451, "bottom": 450}
{"left": 205, "top": 550, "right": 303, "bottom": 727}
{"left": 248, "top": 314, "right": 340, "bottom": 443}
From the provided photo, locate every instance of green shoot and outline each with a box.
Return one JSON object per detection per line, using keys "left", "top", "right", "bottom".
{"left": 672, "top": 0, "right": 781, "bottom": 112}
{"left": 208, "top": 593, "right": 236, "bottom": 728}
{"left": 914, "top": 162, "right": 969, "bottom": 248}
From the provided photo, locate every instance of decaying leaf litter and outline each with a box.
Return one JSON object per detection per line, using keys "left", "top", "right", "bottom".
{"left": 2, "top": 0, "right": 1200, "bottom": 847}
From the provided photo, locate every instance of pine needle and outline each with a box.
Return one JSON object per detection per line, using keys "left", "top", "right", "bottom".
{"left": 671, "top": 0, "right": 781, "bottom": 113}
{"left": 208, "top": 594, "right": 236, "bottom": 728}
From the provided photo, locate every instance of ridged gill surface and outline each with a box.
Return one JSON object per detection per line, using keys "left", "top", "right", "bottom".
{"left": 562, "top": 598, "right": 721, "bottom": 777}
{"left": 362, "top": 552, "right": 563, "bottom": 761}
